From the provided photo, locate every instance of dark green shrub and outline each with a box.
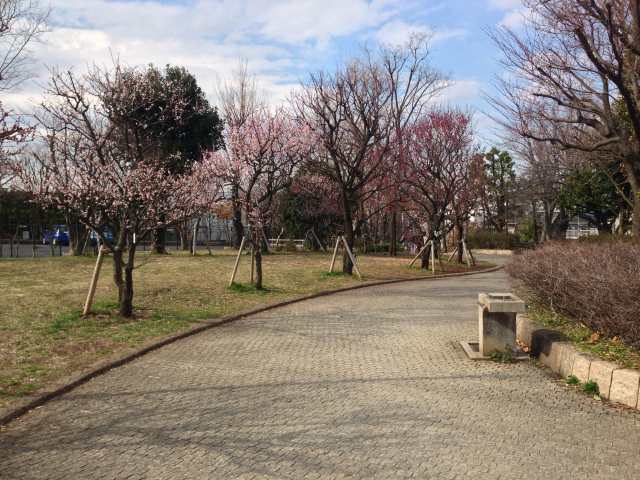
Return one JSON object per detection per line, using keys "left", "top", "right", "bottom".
{"left": 466, "top": 228, "right": 519, "bottom": 249}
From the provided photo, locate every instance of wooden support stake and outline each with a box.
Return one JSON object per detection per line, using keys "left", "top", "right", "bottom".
{"left": 262, "top": 227, "right": 270, "bottom": 254}
{"left": 311, "top": 228, "right": 326, "bottom": 252}
{"left": 83, "top": 246, "right": 106, "bottom": 316}
{"left": 341, "top": 236, "right": 362, "bottom": 280}
{"left": 462, "top": 238, "right": 475, "bottom": 267}
{"left": 329, "top": 236, "right": 340, "bottom": 272}
{"left": 229, "top": 236, "right": 246, "bottom": 286}
{"left": 409, "top": 241, "right": 430, "bottom": 268}
{"left": 446, "top": 246, "right": 458, "bottom": 263}
{"left": 275, "top": 228, "right": 284, "bottom": 249}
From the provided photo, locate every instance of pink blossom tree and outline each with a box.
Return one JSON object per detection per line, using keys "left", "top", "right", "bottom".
{"left": 206, "top": 107, "right": 310, "bottom": 289}
{"left": 16, "top": 63, "right": 220, "bottom": 317}
{"left": 402, "top": 109, "right": 478, "bottom": 268}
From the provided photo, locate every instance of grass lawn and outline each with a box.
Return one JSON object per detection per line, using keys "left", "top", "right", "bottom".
{"left": 0, "top": 249, "right": 489, "bottom": 411}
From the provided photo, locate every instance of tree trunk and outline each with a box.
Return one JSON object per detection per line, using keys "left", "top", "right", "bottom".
{"left": 66, "top": 215, "right": 89, "bottom": 256}
{"left": 627, "top": 161, "right": 640, "bottom": 238}
{"left": 119, "top": 242, "right": 136, "bottom": 317}
{"left": 179, "top": 225, "right": 190, "bottom": 251}
{"left": 113, "top": 248, "right": 124, "bottom": 304}
{"left": 531, "top": 201, "right": 539, "bottom": 244}
{"left": 232, "top": 185, "right": 244, "bottom": 248}
{"left": 541, "top": 201, "right": 552, "bottom": 242}
{"left": 152, "top": 227, "right": 167, "bottom": 254}
{"left": 342, "top": 193, "right": 354, "bottom": 275}
{"left": 389, "top": 209, "right": 397, "bottom": 256}
{"left": 420, "top": 238, "right": 431, "bottom": 269}
{"left": 632, "top": 190, "right": 640, "bottom": 239}
{"left": 456, "top": 223, "right": 464, "bottom": 264}
{"left": 254, "top": 241, "right": 263, "bottom": 290}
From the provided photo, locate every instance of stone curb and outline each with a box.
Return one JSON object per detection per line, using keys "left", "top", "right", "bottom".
{"left": 517, "top": 315, "right": 640, "bottom": 410}
{"left": 0, "top": 264, "right": 503, "bottom": 427}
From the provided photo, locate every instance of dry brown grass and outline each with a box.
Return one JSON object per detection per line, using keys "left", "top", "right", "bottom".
{"left": 0, "top": 249, "right": 487, "bottom": 410}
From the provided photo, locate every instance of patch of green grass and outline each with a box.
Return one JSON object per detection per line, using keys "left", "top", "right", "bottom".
{"left": 228, "top": 282, "right": 272, "bottom": 294}
{"left": 566, "top": 375, "right": 580, "bottom": 385}
{"left": 490, "top": 349, "right": 515, "bottom": 363}
{"left": 320, "top": 271, "right": 348, "bottom": 278}
{"left": 48, "top": 310, "right": 83, "bottom": 335}
{"left": 526, "top": 303, "right": 640, "bottom": 370}
{"left": 583, "top": 379, "right": 599, "bottom": 395}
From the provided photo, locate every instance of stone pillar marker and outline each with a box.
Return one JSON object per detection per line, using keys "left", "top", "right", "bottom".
{"left": 461, "top": 292, "right": 527, "bottom": 360}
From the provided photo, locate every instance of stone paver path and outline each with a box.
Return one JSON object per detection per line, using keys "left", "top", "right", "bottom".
{"left": 2, "top": 268, "right": 640, "bottom": 479}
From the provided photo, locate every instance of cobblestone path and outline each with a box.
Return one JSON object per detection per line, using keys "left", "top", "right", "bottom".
{"left": 1, "top": 269, "right": 639, "bottom": 479}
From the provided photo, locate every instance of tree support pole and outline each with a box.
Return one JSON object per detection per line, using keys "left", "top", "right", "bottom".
{"left": 329, "top": 236, "right": 341, "bottom": 272}
{"left": 311, "top": 228, "right": 326, "bottom": 252}
{"left": 409, "top": 241, "right": 430, "bottom": 268}
{"left": 229, "top": 236, "right": 246, "bottom": 286}
{"left": 341, "top": 236, "right": 362, "bottom": 280}
{"left": 83, "top": 246, "right": 106, "bottom": 316}
{"left": 447, "top": 246, "right": 458, "bottom": 263}
{"left": 462, "top": 238, "right": 475, "bottom": 267}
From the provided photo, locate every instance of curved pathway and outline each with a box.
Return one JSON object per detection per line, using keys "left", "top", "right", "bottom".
{"left": 1, "top": 267, "right": 639, "bottom": 479}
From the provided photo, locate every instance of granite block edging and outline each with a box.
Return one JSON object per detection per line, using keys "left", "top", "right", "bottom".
{"left": 516, "top": 314, "right": 640, "bottom": 410}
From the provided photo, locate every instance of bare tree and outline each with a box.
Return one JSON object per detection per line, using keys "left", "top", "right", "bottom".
{"left": 488, "top": 0, "right": 640, "bottom": 236}
{"left": 0, "top": 0, "right": 47, "bottom": 90}
{"left": 294, "top": 58, "right": 393, "bottom": 274}
{"left": 294, "top": 37, "right": 444, "bottom": 274}
{"left": 517, "top": 137, "right": 573, "bottom": 240}
{"left": 0, "top": 0, "right": 47, "bottom": 187}
{"left": 378, "top": 34, "right": 447, "bottom": 255}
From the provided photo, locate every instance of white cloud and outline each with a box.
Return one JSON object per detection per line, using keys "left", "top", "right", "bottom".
{"left": 486, "top": 0, "right": 529, "bottom": 29}
{"left": 498, "top": 8, "right": 529, "bottom": 29}
{"left": 4, "top": 0, "right": 417, "bottom": 112}
{"left": 436, "top": 80, "right": 483, "bottom": 104}
{"left": 259, "top": 0, "right": 397, "bottom": 45}
{"left": 7, "top": 0, "right": 474, "bottom": 114}
{"left": 487, "top": 0, "right": 522, "bottom": 9}
{"left": 375, "top": 19, "right": 466, "bottom": 46}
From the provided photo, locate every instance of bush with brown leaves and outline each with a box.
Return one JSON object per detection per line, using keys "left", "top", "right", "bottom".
{"left": 506, "top": 241, "right": 640, "bottom": 347}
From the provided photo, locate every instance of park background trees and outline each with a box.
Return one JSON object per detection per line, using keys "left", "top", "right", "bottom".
{"left": 489, "top": 0, "right": 640, "bottom": 238}
{"left": 293, "top": 35, "right": 445, "bottom": 273}
{"left": 6, "top": 0, "right": 640, "bottom": 322}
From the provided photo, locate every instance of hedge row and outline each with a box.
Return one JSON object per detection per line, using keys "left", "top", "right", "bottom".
{"left": 506, "top": 241, "right": 640, "bottom": 347}
{"left": 466, "top": 229, "right": 521, "bottom": 249}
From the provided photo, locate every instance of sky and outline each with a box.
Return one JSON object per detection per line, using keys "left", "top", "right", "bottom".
{"left": 8, "top": 0, "right": 527, "bottom": 144}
